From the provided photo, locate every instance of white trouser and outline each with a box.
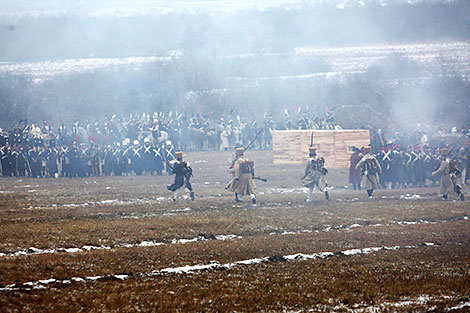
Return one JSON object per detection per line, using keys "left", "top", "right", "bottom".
{"left": 307, "top": 187, "right": 313, "bottom": 202}
{"left": 173, "top": 187, "right": 191, "bottom": 200}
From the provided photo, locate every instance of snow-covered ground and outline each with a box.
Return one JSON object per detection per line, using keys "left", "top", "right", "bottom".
{"left": 1, "top": 42, "right": 468, "bottom": 84}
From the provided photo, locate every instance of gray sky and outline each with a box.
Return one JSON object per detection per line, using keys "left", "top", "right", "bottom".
{"left": 0, "top": 0, "right": 444, "bottom": 16}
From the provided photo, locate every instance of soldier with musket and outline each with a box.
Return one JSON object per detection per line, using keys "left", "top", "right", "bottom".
{"left": 226, "top": 147, "right": 257, "bottom": 204}
{"left": 432, "top": 148, "right": 464, "bottom": 201}
{"left": 302, "top": 146, "right": 329, "bottom": 202}
{"left": 167, "top": 152, "right": 194, "bottom": 201}
{"left": 355, "top": 145, "right": 382, "bottom": 198}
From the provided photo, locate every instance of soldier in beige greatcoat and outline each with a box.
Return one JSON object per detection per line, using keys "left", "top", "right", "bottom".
{"left": 432, "top": 148, "right": 464, "bottom": 201}
{"left": 226, "top": 148, "right": 256, "bottom": 203}
{"left": 355, "top": 146, "right": 382, "bottom": 198}
{"left": 301, "top": 146, "right": 329, "bottom": 202}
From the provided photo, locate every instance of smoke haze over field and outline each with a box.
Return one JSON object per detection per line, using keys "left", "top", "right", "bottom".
{"left": 0, "top": 0, "right": 469, "bottom": 130}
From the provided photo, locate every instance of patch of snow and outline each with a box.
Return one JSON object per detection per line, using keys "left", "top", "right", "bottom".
{"left": 342, "top": 248, "right": 363, "bottom": 256}
{"left": 71, "top": 277, "right": 84, "bottom": 282}
{"left": 113, "top": 275, "right": 128, "bottom": 280}
{"left": 171, "top": 207, "right": 192, "bottom": 212}
{"left": 63, "top": 248, "right": 82, "bottom": 253}
{"left": 400, "top": 194, "right": 421, "bottom": 199}
{"left": 138, "top": 241, "right": 164, "bottom": 247}
{"left": 446, "top": 302, "right": 470, "bottom": 312}
{"left": 214, "top": 234, "right": 241, "bottom": 241}
{"left": 97, "top": 199, "right": 119, "bottom": 204}
{"left": 161, "top": 263, "right": 220, "bottom": 274}
{"left": 235, "top": 258, "right": 267, "bottom": 265}
{"left": 0, "top": 242, "right": 437, "bottom": 292}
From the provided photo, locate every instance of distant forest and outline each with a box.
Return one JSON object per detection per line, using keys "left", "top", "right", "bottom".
{"left": 0, "top": 0, "right": 469, "bottom": 61}
{"left": 0, "top": 0, "right": 470, "bottom": 130}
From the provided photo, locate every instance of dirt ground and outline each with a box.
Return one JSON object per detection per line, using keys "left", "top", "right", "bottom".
{"left": 0, "top": 150, "right": 469, "bottom": 312}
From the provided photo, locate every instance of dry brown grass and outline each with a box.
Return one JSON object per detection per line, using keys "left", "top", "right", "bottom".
{"left": 1, "top": 151, "right": 469, "bottom": 312}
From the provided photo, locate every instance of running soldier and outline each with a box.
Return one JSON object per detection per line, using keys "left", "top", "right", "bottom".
{"left": 301, "top": 146, "right": 329, "bottom": 202}
{"left": 355, "top": 145, "right": 382, "bottom": 198}
{"left": 226, "top": 147, "right": 256, "bottom": 203}
{"left": 349, "top": 147, "right": 362, "bottom": 190}
{"left": 432, "top": 148, "right": 464, "bottom": 201}
{"left": 167, "top": 152, "right": 194, "bottom": 201}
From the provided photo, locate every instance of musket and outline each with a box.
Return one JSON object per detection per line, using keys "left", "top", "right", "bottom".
{"left": 229, "top": 128, "right": 264, "bottom": 168}
{"left": 252, "top": 176, "right": 267, "bottom": 182}
{"left": 449, "top": 135, "right": 468, "bottom": 159}
{"left": 245, "top": 128, "right": 264, "bottom": 152}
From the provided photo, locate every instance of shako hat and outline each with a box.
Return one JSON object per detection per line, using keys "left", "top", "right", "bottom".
{"left": 175, "top": 151, "right": 183, "bottom": 158}
{"left": 235, "top": 147, "right": 245, "bottom": 154}
{"left": 308, "top": 146, "right": 317, "bottom": 153}
{"left": 364, "top": 145, "right": 371, "bottom": 153}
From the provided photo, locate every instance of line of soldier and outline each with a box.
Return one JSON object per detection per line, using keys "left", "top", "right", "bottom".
{"left": 0, "top": 137, "right": 176, "bottom": 178}
{"left": 350, "top": 144, "right": 467, "bottom": 200}
{"left": 350, "top": 142, "right": 470, "bottom": 191}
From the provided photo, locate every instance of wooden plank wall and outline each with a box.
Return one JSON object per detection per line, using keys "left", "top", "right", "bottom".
{"left": 272, "top": 130, "right": 370, "bottom": 168}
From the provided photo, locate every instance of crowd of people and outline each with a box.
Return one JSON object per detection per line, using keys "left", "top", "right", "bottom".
{"left": 0, "top": 108, "right": 340, "bottom": 178}
{"left": 0, "top": 108, "right": 469, "bottom": 186}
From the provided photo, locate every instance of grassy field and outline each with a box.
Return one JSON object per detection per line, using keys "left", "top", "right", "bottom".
{"left": 1, "top": 151, "right": 469, "bottom": 312}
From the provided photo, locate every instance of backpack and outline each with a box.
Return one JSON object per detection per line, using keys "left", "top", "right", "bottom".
{"left": 240, "top": 159, "right": 254, "bottom": 174}
{"left": 449, "top": 159, "right": 460, "bottom": 175}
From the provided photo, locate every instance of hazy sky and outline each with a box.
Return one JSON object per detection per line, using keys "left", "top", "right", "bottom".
{"left": 0, "top": 0, "right": 446, "bottom": 16}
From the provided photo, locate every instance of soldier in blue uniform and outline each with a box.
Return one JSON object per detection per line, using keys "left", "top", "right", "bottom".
{"left": 167, "top": 152, "right": 194, "bottom": 201}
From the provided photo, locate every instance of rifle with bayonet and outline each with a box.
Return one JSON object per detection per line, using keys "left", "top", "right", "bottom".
{"left": 230, "top": 128, "right": 264, "bottom": 167}
{"left": 245, "top": 128, "right": 264, "bottom": 152}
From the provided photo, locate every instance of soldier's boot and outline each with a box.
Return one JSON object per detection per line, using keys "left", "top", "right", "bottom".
{"left": 443, "top": 194, "right": 448, "bottom": 200}
{"left": 235, "top": 193, "right": 242, "bottom": 203}
{"left": 367, "top": 189, "right": 373, "bottom": 198}
{"left": 190, "top": 191, "right": 195, "bottom": 201}
{"left": 251, "top": 195, "right": 256, "bottom": 204}
{"left": 324, "top": 190, "right": 329, "bottom": 201}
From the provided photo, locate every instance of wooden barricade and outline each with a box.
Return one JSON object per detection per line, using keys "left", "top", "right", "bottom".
{"left": 272, "top": 129, "right": 370, "bottom": 168}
